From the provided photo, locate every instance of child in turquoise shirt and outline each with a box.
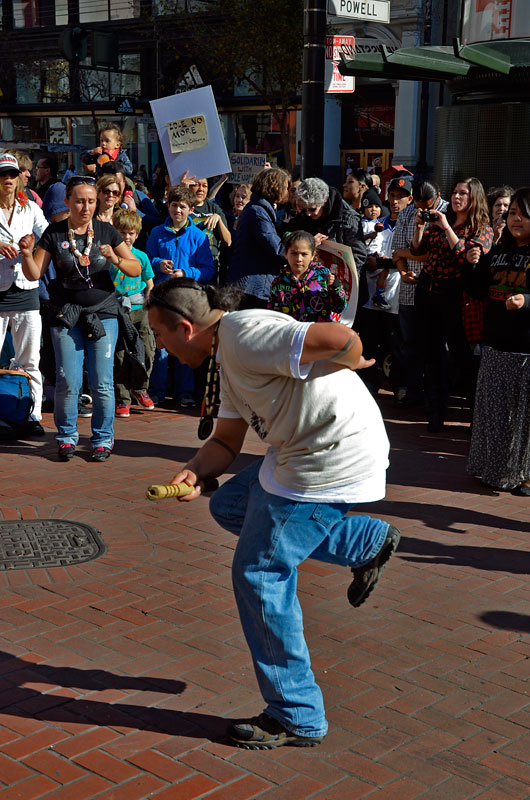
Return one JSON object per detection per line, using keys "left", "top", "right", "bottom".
{"left": 110, "top": 209, "right": 155, "bottom": 416}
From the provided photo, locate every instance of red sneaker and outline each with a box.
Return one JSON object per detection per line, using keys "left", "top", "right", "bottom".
{"left": 131, "top": 390, "right": 155, "bottom": 410}
{"left": 116, "top": 403, "right": 130, "bottom": 418}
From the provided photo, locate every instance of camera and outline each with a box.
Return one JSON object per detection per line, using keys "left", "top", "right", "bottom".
{"left": 420, "top": 210, "right": 438, "bottom": 223}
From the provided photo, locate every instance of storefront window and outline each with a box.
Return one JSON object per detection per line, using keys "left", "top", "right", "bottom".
{"left": 13, "top": 0, "right": 39, "bottom": 28}
{"left": 14, "top": 53, "right": 139, "bottom": 104}
{"left": 55, "top": 0, "right": 68, "bottom": 25}
{"left": 153, "top": 0, "right": 211, "bottom": 14}
{"left": 80, "top": 0, "right": 140, "bottom": 22}
{"left": 80, "top": 68, "right": 111, "bottom": 102}
{"left": 15, "top": 59, "right": 69, "bottom": 103}
{"left": 220, "top": 111, "right": 286, "bottom": 162}
{"left": 80, "top": 54, "right": 140, "bottom": 102}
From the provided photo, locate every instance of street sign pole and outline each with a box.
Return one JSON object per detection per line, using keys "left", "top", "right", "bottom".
{"left": 301, "top": 0, "right": 327, "bottom": 179}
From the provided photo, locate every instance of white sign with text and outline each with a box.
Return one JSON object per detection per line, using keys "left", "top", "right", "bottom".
{"left": 325, "top": 35, "right": 355, "bottom": 93}
{"left": 167, "top": 115, "right": 208, "bottom": 154}
{"left": 150, "top": 85, "right": 230, "bottom": 184}
{"left": 229, "top": 153, "right": 267, "bottom": 183}
{"left": 327, "top": 0, "right": 390, "bottom": 23}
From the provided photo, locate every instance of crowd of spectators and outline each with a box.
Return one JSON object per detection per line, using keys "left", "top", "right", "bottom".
{"left": 0, "top": 126, "right": 528, "bottom": 496}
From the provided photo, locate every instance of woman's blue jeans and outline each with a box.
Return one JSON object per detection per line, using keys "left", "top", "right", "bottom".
{"left": 210, "top": 458, "right": 389, "bottom": 738}
{"left": 51, "top": 319, "right": 118, "bottom": 448}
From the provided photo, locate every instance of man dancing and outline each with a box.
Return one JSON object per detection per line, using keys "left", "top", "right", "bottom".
{"left": 147, "top": 277, "right": 400, "bottom": 750}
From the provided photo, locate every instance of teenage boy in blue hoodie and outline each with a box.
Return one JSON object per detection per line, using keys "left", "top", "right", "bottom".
{"left": 146, "top": 185, "right": 215, "bottom": 406}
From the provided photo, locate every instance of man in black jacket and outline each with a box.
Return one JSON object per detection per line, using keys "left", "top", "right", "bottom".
{"left": 283, "top": 177, "right": 367, "bottom": 276}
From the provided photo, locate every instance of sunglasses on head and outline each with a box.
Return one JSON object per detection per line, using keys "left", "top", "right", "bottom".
{"left": 68, "top": 176, "right": 96, "bottom": 186}
{"left": 102, "top": 188, "right": 121, "bottom": 197}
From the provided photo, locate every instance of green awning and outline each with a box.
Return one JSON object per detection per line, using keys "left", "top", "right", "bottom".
{"left": 457, "top": 42, "right": 511, "bottom": 74}
{"left": 339, "top": 46, "right": 471, "bottom": 82}
{"left": 338, "top": 39, "right": 530, "bottom": 82}
{"left": 390, "top": 46, "right": 470, "bottom": 76}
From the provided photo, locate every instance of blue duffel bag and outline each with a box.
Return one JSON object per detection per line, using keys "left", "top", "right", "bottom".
{"left": 0, "top": 369, "right": 34, "bottom": 430}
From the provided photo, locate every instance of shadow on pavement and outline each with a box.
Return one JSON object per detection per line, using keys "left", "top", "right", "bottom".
{"left": 479, "top": 611, "right": 530, "bottom": 634}
{"left": 0, "top": 652, "right": 229, "bottom": 742}
{"left": 363, "top": 499, "right": 530, "bottom": 535}
{"left": 398, "top": 534, "right": 530, "bottom": 574}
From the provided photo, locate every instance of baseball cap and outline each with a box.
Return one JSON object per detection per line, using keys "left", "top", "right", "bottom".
{"left": 362, "top": 188, "right": 383, "bottom": 209}
{"left": 0, "top": 154, "right": 20, "bottom": 174}
{"left": 388, "top": 176, "right": 413, "bottom": 195}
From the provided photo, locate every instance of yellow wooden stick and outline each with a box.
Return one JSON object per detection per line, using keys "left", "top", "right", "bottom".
{"left": 146, "top": 478, "right": 219, "bottom": 501}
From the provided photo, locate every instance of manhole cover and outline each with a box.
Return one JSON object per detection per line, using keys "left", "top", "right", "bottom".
{"left": 0, "top": 519, "right": 106, "bottom": 570}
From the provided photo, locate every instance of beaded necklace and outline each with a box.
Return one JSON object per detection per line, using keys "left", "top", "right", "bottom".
{"left": 68, "top": 219, "right": 94, "bottom": 267}
{"left": 198, "top": 319, "right": 221, "bottom": 440}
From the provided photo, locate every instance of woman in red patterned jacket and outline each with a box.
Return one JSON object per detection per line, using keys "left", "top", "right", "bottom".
{"left": 411, "top": 177, "right": 493, "bottom": 432}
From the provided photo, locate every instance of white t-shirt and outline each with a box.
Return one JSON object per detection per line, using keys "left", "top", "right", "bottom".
{"left": 362, "top": 218, "right": 384, "bottom": 255}
{"left": 217, "top": 310, "right": 389, "bottom": 503}
{"left": 363, "top": 225, "right": 401, "bottom": 315}
{"left": 0, "top": 200, "right": 48, "bottom": 292}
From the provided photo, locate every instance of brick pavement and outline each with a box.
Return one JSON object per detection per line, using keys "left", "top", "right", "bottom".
{"left": 0, "top": 395, "right": 528, "bottom": 799}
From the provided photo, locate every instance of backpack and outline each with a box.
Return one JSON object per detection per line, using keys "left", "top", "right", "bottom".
{"left": 0, "top": 369, "right": 34, "bottom": 432}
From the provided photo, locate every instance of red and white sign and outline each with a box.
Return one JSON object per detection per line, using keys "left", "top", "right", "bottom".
{"left": 325, "top": 35, "right": 355, "bottom": 94}
{"left": 461, "top": 0, "right": 530, "bottom": 43}
{"left": 316, "top": 240, "right": 358, "bottom": 325}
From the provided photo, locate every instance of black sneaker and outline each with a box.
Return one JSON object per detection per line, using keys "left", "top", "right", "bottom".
{"left": 58, "top": 443, "right": 76, "bottom": 461}
{"left": 92, "top": 447, "right": 111, "bottom": 462}
{"left": 18, "top": 420, "right": 45, "bottom": 437}
{"left": 227, "top": 712, "right": 324, "bottom": 750}
{"left": 348, "top": 525, "right": 401, "bottom": 608}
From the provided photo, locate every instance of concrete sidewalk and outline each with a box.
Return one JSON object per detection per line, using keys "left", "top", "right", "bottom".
{"left": 0, "top": 395, "right": 528, "bottom": 799}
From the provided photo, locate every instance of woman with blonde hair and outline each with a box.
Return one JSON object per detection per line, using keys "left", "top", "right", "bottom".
{"left": 96, "top": 174, "right": 123, "bottom": 223}
{"left": 228, "top": 183, "right": 251, "bottom": 231}
{"left": 7, "top": 151, "right": 42, "bottom": 207}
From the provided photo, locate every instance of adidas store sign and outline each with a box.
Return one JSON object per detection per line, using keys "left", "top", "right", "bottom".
{"left": 115, "top": 96, "right": 136, "bottom": 115}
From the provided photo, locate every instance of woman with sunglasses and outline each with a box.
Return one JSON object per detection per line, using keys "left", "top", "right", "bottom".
{"left": 19, "top": 175, "right": 141, "bottom": 462}
{"left": 0, "top": 153, "right": 48, "bottom": 437}
{"left": 96, "top": 175, "right": 122, "bottom": 223}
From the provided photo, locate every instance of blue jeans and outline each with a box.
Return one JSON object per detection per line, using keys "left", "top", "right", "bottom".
{"left": 210, "top": 459, "right": 388, "bottom": 737}
{"left": 149, "top": 347, "right": 194, "bottom": 401}
{"left": 51, "top": 318, "right": 118, "bottom": 448}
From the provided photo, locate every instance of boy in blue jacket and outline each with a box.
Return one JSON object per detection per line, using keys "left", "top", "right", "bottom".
{"left": 146, "top": 186, "right": 215, "bottom": 406}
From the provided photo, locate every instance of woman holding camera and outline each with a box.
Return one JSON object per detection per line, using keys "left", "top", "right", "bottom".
{"left": 411, "top": 178, "right": 493, "bottom": 431}
{"left": 467, "top": 187, "right": 530, "bottom": 495}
